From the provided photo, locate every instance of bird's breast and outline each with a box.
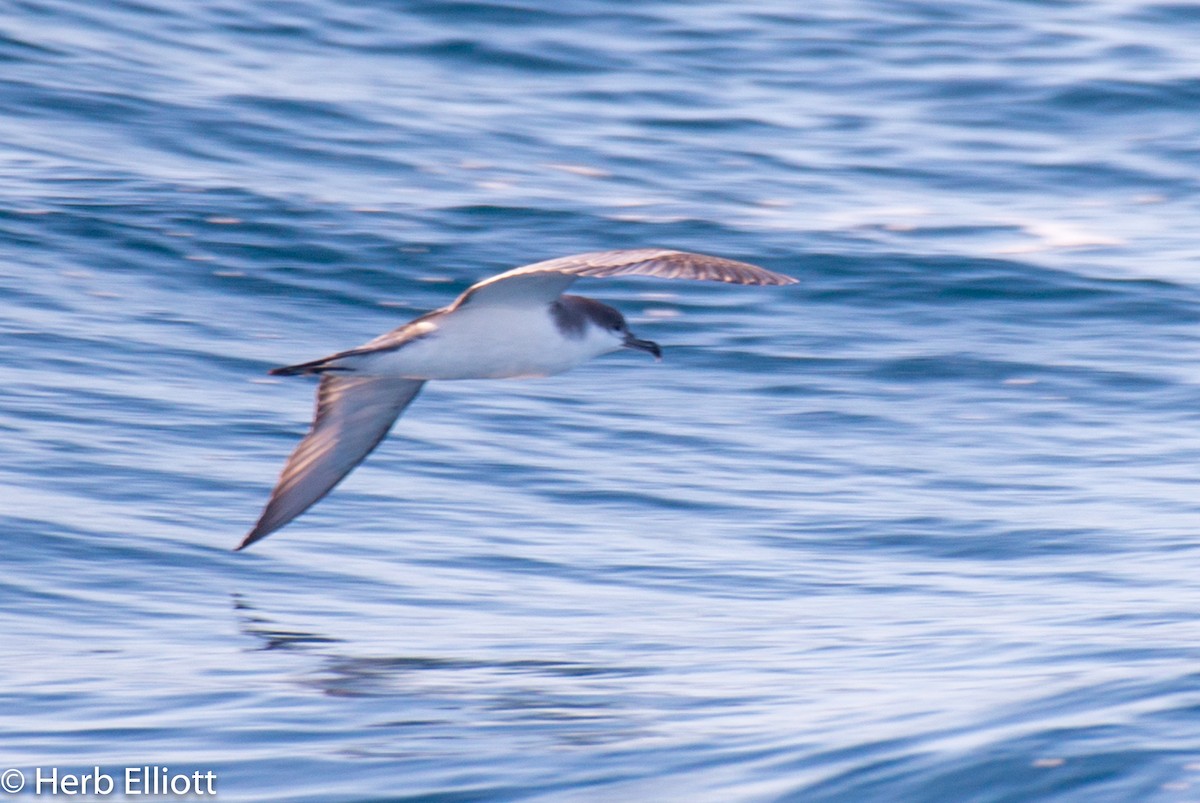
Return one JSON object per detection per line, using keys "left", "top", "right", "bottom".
{"left": 362, "top": 305, "right": 610, "bottom": 380}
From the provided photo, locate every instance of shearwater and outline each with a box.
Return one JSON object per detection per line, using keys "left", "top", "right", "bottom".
{"left": 238, "top": 249, "right": 795, "bottom": 550}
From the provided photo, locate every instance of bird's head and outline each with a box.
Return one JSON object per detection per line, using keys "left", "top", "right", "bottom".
{"left": 554, "top": 295, "right": 662, "bottom": 361}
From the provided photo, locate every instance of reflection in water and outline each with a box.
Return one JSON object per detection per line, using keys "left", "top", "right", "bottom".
{"left": 232, "top": 593, "right": 344, "bottom": 651}
{"left": 230, "top": 593, "right": 658, "bottom": 749}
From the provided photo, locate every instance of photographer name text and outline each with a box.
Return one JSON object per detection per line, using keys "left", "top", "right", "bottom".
{"left": 1, "top": 766, "right": 216, "bottom": 797}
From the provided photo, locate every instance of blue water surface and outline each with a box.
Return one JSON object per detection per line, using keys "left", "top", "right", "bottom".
{"left": 3, "top": 1, "right": 1200, "bottom": 801}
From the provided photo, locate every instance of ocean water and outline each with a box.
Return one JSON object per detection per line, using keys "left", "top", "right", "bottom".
{"left": 3, "top": 1, "right": 1200, "bottom": 800}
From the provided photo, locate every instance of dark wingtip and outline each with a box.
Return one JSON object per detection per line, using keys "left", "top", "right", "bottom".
{"left": 234, "top": 526, "right": 268, "bottom": 552}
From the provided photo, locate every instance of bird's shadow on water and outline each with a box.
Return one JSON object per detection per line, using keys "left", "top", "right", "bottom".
{"left": 231, "top": 592, "right": 345, "bottom": 652}
{"left": 228, "top": 593, "right": 663, "bottom": 752}
{"left": 229, "top": 591, "right": 650, "bottom": 697}
{"left": 230, "top": 591, "right": 638, "bottom": 681}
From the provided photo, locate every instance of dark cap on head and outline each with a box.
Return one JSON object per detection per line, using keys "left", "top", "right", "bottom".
{"left": 551, "top": 295, "right": 625, "bottom": 338}
{"left": 551, "top": 295, "right": 660, "bottom": 359}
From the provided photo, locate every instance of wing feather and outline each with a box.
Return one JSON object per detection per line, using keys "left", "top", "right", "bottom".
{"left": 237, "top": 376, "right": 425, "bottom": 550}
{"left": 453, "top": 249, "right": 795, "bottom": 308}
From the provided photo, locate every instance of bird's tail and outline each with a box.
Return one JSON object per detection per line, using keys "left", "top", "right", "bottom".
{"left": 269, "top": 357, "right": 350, "bottom": 377}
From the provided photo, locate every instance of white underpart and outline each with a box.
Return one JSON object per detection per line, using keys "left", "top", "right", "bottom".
{"left": 349, "top": 303, "right": 623, "bottom": 380}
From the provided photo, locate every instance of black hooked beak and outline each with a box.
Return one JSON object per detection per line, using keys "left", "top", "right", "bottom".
{"left": 623, "top": 332, "right": 662, "bottom": 361}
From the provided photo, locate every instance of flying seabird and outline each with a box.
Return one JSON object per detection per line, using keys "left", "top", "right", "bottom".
{"left": 237, "top": 248, "right": 795, "bottom": 550}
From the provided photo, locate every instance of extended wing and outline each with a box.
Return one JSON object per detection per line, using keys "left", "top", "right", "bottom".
{"left": 237, "top": 376, "right": 425, "bottom": 550}
{"left": 453, "top": 249, "right": 795, "bottom": 309}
